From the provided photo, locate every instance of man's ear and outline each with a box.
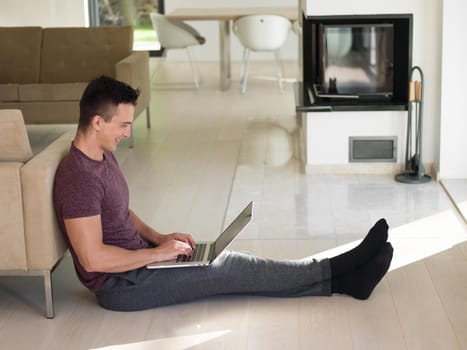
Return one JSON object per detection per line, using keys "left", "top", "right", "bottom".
{"left": 91, "top": 115, "right": 102, "bottom": 131}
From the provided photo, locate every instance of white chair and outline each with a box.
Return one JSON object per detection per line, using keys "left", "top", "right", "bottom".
{"left": 233, "top": 15, "right": 291, "bottom": 94}
{"left": 149, "top": 12, "right": 205, "bottom": 88}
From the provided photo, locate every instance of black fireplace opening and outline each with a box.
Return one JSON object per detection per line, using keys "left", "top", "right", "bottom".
{"left": 303, "top": 14, "right": 412, "bottom": 109}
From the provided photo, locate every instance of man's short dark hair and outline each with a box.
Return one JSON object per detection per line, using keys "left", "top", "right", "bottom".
{"left": 78, "top": 76, "right": 140, "bottom": 130}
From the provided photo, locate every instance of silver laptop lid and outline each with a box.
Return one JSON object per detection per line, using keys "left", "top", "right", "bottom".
{"left": 212, "top": 201, "right": 253, "bottom": 260}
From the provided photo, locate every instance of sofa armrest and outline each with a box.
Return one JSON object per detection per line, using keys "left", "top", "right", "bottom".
{"left": 0, "top": 163, "right": 28, "bottom": 270}
{"left": 21, "top": 131, "right": 74, "bottom": 270}
{"left": 116, "top": 51, "right": 150, "bottom": 118}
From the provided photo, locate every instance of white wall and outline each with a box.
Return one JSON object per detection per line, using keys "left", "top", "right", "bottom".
{"left": 164, "top": 0, "right": 300, "bottom": 62}
{"left": 304, "top": 0, "right": 443, "bottom": 170}
{"left": 439, "top": 0, "right": 467, "bottom": 179}
{"left": 0, "top": 0, "right": 87, "bottom": 27}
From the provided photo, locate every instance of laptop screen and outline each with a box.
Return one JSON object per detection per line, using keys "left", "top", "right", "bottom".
{"left": 213, "top": 201, "right": 253, "bottom": 258}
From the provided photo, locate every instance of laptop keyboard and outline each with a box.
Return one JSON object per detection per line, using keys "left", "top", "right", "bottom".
{"left": 176, "top": 243, "right": 207, "bottom": 262}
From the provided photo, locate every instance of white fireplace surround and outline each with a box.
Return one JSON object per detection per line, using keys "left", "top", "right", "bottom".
{"left": 302, "top": 0, "right": 467, "bottom": 180}
{"left": 300, "top": 0, "right": 444, "bottom": 175}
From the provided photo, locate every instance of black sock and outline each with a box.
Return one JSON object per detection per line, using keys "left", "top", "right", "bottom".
{"left": 331, "top": 242, "right": 393, "bottom": 300}
{"left": 330, "top": 218, "right": 388, "bottom": 277}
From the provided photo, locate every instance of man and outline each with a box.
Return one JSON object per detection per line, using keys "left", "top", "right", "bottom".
{"left": 53, "top": 76, "right": 393, "bottom": 312}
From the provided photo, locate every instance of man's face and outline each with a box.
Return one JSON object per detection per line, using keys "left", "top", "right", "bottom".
{"left": 97, "top": 103, "right": 135, "bottom": 152}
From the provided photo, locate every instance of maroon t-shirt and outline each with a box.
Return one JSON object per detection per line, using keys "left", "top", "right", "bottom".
{"left": 53, "top": 143, "right": 149, "bottom": 292}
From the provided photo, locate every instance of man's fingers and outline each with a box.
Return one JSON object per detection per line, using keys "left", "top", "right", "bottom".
{"left": 174, "top": 240, "right": 193, "bottom": 254}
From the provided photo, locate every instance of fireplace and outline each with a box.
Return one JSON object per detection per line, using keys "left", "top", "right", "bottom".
{"left": 302, "top": 14, "right": 412, "bottom": 110}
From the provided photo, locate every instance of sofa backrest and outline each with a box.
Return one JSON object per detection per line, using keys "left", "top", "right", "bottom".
{"left": 40, "top": 26, "right": 133, "bottom": 83}
{"left": 0, "top": 27, "right": 42, "bottom": 84}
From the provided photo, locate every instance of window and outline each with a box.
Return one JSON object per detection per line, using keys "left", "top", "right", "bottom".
{"left": 88, "top": 0, "right": 165, "bottom": 56}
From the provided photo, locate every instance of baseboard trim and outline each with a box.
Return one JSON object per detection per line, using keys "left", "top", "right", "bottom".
{"left": 304, "top": 162, "right": 435, "bottom": 176}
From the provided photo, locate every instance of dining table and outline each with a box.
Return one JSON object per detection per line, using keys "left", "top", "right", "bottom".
{"left": 166, "top": 7, "right": 298, "bottom": 91}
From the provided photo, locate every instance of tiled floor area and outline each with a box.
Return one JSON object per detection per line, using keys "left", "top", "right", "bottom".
{"left": 1, "top": 60, "right": 467, "bottom": 350}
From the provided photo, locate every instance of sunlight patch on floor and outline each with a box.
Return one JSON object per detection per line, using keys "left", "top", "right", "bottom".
{"left": 309, "top": 208, "right": 467, "bottom": 270}
{"left": 90, "top": 330, "right": 231, "bottom": 350}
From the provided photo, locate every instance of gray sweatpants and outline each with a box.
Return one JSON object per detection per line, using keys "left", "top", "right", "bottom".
{"left": 95, "top": 250, "right": 332, "bottom": 311}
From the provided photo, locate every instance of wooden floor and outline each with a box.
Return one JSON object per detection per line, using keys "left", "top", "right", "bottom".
{"left": 1, "top": 60, "right": 467, "bottom": 350}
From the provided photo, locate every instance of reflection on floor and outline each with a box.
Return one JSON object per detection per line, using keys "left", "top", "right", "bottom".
{"left": 1, "top": 60, "right": 467, "bottom": 350}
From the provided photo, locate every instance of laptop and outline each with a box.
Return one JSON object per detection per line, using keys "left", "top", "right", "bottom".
{"left": 146, "top": 201, "right": 253, "bottom": 269}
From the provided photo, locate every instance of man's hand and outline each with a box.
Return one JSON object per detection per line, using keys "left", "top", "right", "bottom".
{"left": 149, "top": 232, "right": 197, "bottom": 262}
{"left": 158, "top": 232, "right": 196, "bottom": 249}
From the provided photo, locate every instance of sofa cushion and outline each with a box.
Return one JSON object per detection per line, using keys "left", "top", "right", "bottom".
{"left": 0, "top": 109, "right": 33, "bottom": 162}
{"left": 40, "top": 26, "right": 133, "bottom": 83}
{"left": 18, "top": 83, "right": 88, "bottom": 102}
{"left": 0, "top": 27, "right": 42, "bottom": 84}
{"left": 0, "top": 84, "right": 19, "bottom": 101}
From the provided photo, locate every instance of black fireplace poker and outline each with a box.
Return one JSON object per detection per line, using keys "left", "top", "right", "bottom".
{"left": 395, "top": 66, "right": 431, "bottom": 184}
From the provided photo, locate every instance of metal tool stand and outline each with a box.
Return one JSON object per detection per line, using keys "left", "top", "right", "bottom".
{"left": 395, "top": 66, "right": 431, "bottom": 184}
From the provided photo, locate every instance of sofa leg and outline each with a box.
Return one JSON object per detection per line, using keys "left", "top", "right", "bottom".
{"left": 43, "top": 270, "right": 55, "bottom": 319}
{"left": 146, "top": 106, "right": 151, "bottom": 129}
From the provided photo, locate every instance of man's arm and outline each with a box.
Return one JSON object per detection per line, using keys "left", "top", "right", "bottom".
{"left": 64, "top": 214, "right": 193, "bottom": 273}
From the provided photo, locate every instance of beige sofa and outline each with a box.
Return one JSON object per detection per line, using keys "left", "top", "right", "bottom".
{"left": 0, "top": 26, "right": 151, "bottom": 145}
{"left": 0, "top": 109, "right": 73, "bottom": 318}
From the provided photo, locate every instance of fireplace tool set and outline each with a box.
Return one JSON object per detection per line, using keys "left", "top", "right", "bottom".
{"left": 395, "top": 66, "right": 431, "bottom": 184}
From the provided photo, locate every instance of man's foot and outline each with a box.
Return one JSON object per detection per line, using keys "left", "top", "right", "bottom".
{"left": 331, "top": 242, "right": 393, "bottom": 300}
{"left": 329, "top": 218, "right": 389, "bottom": 277}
